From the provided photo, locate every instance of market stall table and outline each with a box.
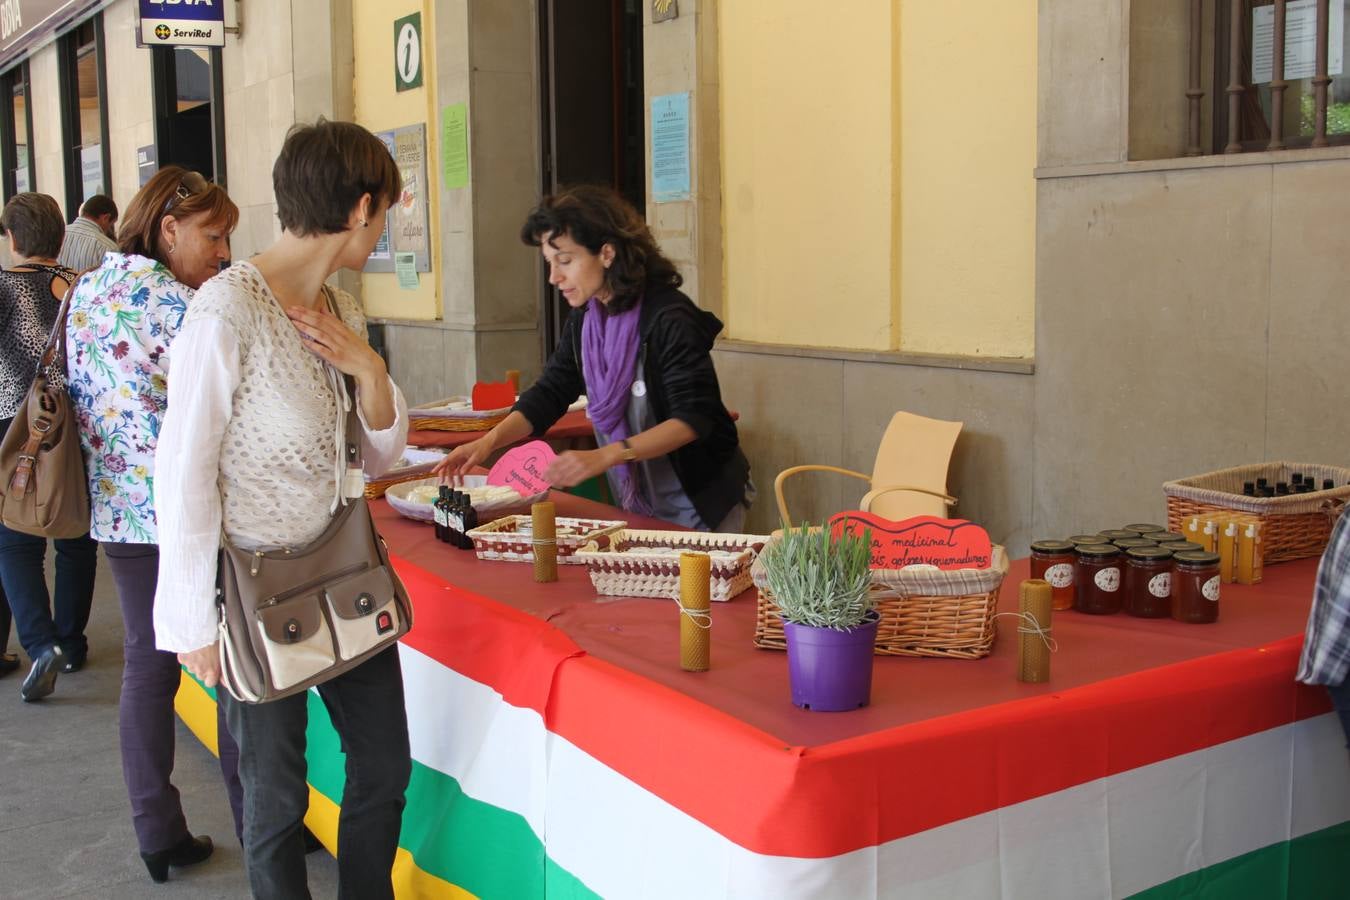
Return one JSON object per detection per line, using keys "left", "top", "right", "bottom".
{"left": 176, "top": 494, "right": 1350, "bottom": 898}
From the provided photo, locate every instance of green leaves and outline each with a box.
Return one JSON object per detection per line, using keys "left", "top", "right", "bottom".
{"left": 759, "top": 522, "right": 875, "bottom": 630}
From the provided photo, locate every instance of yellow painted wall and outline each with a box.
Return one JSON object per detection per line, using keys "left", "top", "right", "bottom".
{"left": 719, "top": 2, "right": 894, "bottom": 350}
{"left": 897, "top": 1, "right": 1035, "bottom": 357}
{"left": 718, "top": 1, "right": 1037, "bottom": 358}
{"left": 353, "top": 1, "right": 439, "bottom": 320}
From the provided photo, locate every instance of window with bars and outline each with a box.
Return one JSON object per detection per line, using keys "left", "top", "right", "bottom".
{"left": 1190, "top": 0, "right": 1350, "bottom": 154}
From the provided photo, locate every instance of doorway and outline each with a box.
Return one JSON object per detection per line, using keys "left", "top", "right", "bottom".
{"left": 152, "top": 46, "right": 225, "bottom": 185}
{"left": 537, "top": 0, "right": 645, "bottom": 356}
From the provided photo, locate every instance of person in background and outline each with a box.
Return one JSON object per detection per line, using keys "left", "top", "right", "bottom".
{"left": 156, "top": 120, "right": 410, "bottom": 899}
{"left": 435, "top": 184, "right": 752, "bottom": 531}
{"left": 1298, "top": 511, "right": 1350, "bottom": 752}
{"left": 0, "top": 192, "right": 97, "bottom": 702}
{"left": 58, "top": 193, "right": 119, "bottom": 274}
{"left": 66, "top": 166, "right": 243, "bottom": 883}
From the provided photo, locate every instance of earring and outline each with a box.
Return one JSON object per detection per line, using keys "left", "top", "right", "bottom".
{"left": 168, "top": 243, "right": 176, "bottom": 254}
{"left": 359, "top": 219, "right": 368, "bottom": 228}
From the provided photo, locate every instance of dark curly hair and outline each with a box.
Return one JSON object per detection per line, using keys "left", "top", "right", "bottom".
{"left": 520, "top": 184, "right": 681, "bottom": 313}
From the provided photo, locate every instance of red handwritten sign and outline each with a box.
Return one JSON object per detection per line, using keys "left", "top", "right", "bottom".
{"left": 471, "top": 380, "right": 516, "bottom": 411}
{"left": 828, "top": 512, "right": 993, "bottom": 571}
{"left": 487, "top": 440, "right": 556, "bottom": 497}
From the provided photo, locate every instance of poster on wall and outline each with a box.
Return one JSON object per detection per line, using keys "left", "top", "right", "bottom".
{"left": 651, "top": 92, "right": 690, "bottom": 203}
{"left": 80, "top": 144, "right": 102, "bottom": 200}
{"left": 365, "top": 123, "right": 430, "bottom": 273}
{"left": 1252, "top": 0, "right": 1345, "bottom": 83}
{"left": 137, "top": 0, "right": 226, "bottom": 48}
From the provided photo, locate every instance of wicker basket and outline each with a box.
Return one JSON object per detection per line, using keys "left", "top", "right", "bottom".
{"left": 1163, "top": 462, "right": 1350, "bottom": 563}
{"left": 365, "top": 470, "right": 434, "bottom": 499}
{"left": 575, "top": 530, "right": 771, "bottom": 602}
{"left": 466, "top": 515, "right": 626, "bottom": 564}
{"left": 363, "top": 448, "right": 449, "bottom": 498}
{"left": 752, "top": 547, "right": 1009, "bottom": 659}
{"left": 409, "top": 396, "right": 512, "bottom": 432}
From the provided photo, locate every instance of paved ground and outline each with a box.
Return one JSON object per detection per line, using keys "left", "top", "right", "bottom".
{"left": 0, "top": 547, "right": 339, "bottom": 898}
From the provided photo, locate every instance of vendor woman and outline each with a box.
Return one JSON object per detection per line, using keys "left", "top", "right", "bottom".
{"left": 435, "top": 185, "right": 751, "bottom": 531}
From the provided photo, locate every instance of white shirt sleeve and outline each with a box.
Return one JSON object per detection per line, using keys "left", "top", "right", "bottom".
{"left": 356, "top": 374, "right": 410, "bottom": 477}
{"left": 153, "top": 317, "right": 240, "bottom": 654}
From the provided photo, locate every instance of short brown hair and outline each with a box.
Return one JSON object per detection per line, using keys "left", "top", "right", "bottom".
{"left": 273, "top": 119, "right": 402, "bottom": 236}
{"left": 80, "top": 194, "right": 117, "bottom": 221}
{"left": 520, "top": 184, "right": 682, "bottom": 313}
{"left": 0, "top": 192, "right": 65, "bottom": 258}
{"left": 118, "top": 166, "right": 238, "bottom": 263}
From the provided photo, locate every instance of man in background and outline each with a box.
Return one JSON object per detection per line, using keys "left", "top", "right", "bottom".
{"left": 58, "top": 194, "right": 118, "bottom": 274}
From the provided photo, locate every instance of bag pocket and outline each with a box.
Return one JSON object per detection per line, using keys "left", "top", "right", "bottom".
{"left": 323, "top": 566, "right": 402, "bottom": 661}
{"left": 255, "top": 593, "right": 337, "bottom": 691}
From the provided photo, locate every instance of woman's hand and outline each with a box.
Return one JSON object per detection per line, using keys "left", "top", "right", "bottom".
{"left": 434, "top": 436, "right": 494, "bottom": 480}
{"left": 178, "top": 643, "right": 221, "bottom": 689}
{"left": 286, "top": 305, "right": 386, "bottom": 384}
{"left": 544, "top": 447, "right": 620, "bottom": 488}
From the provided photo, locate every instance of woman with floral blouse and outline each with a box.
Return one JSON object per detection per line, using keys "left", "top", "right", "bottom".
{"left": 65, "top": 166, "right": 241, "bottom": 885}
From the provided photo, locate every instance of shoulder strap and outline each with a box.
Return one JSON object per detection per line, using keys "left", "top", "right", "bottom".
{"left": 320, "top": 284, "right": 366, "bottom": 471}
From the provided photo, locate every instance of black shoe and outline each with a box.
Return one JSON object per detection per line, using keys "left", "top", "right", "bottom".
{"left": 0, "top": 652, "right": 18, "bottom": 677}
{"left": 20, "top": 646, "right": 62, "bottom": 702}
{"left": 141, "top": 834, "right": 214, "bottom": 884}
{"left": 60, "top": 650, "right": 87, "bottom": 674}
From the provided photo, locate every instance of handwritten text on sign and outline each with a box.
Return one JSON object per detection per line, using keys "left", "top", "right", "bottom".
{"left": 828, "top": 512, "right": 993, "bottom": 571}
{"left": 487, "top": 440, "right": 556, "bottom": 497}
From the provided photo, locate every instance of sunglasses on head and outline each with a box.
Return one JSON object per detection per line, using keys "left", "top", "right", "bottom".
{"left": 162, "top": 176, "right": 208, "bottom": 215}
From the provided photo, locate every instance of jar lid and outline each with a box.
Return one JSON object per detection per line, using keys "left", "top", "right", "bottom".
{"left": 1068, "top": 533, "right": 1109, "bottom": 544}
{"left": 1126, "top": 546, "right": 1174, "bottom": 561}
{"left": 1173, "top": 550, "right": 1221, "bottom": 566}
{"left": 1143, "top": 531, "right": 1185, "bottom": 543}
{"left": 1099, "top": 529, "right": 1138, "bottom": 541}
{"left": 1030, "top": 539, "right": 1076, "bottom": 554}
{"left": 1075, "top": 543, "right": 1122, "bottom": 557}
{"left": 1160, "top": 540, "right": 1204, "bottom": 553}
{"left": 1123, "top": 523, "right": 1166, "bottom": 535}
{"left": 1113, "top": 537, "right": 1158, "bottom": 550}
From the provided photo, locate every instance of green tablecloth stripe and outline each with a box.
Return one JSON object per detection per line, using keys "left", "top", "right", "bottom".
{"left": 1127, "top": 820, "right": 1350, "bottom": 900}
{"left": 302, "top": 691, "right": 600, "bottom": 900}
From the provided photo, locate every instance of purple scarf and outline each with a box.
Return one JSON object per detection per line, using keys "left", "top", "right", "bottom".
{"left": 581, "top": 296, "right": 651, "bottom": 515}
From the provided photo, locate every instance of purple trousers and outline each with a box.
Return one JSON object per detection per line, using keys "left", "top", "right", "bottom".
{"left": 104, "top": 542, "right": 244, "bottom": 854}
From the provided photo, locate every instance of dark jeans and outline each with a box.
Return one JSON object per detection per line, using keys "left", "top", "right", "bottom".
{"left": 1329, "top": 679, "right": 1350, "bottom": 750}
{"left": 220, "top": 645, "right": 410, "bottom": 900}
{"left": 0, "top": 519, "right": 97, "bottom": 660}
{"left": 104, "top": 542, "right": 245, "bottom": 853}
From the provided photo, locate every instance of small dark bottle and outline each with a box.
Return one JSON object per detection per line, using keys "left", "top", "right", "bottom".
{"left": 1242, "top": 481, "right": 1256, "bottom": 497}
{"left": 1325, "top": 479, "right": 1336, "bottom": 491}
{"left": 1275, "top": 482, "right": 1289, "bottom": 496}
{"left": 459, "top": 494, "right": 479, "bottom": 550}
{"left": 1260, "top": 486, "right": 1275, "bottom": 498}
{"left": 446, "top": 491, "right": 465, "bottom": 547}
{"left": 1256, "top": 477, "right": 1269, "bottom": 490}
{"left": 434, "top": 486, "right": 450, "bottom": 542}
{"left": 1291, "top": 472, "right": 1304, "bottom": 486}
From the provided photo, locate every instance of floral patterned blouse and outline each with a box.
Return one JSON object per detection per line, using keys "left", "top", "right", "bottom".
{"left": 66, "top": 253, "right": 190, "bottom": 543}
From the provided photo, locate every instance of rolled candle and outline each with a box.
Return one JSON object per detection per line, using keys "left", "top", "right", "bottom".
{"left": 1018, "top": 578, "right": 1053, "bottom": 683}
{"left": 532, "top": 502, "right": 557, "bottom": 583}
{"left": 679, "top": 552, "right": 711, "bottom": 672}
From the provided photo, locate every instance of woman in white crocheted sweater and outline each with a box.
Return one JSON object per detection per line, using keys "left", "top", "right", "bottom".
{"left": 152, "top": 120, "right": 411, "bottom": 899}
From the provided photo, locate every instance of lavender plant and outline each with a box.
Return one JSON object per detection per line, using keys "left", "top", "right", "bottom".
{"left": 759, "top": 523, "right": 875, "bottom": 630}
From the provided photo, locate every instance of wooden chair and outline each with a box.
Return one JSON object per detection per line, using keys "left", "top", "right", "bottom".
{"left": 773, "top": 411, "right": 962, "bottom": 526}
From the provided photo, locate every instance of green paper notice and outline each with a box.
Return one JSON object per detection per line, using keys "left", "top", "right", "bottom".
{"left": 395, "top": 252, "right": 419, "bottom": 290}
{"left": 441, "top": 103, "right": 468, "bottom": 189}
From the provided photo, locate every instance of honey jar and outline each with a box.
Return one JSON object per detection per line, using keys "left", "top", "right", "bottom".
{"left": 1122, "top": 523, "right": 1166, "bottom": 536}
{"left": 1172, "top": 550, "right": 1221, "bottom": 624}
{"left": 1030, "top": 539, "right": 1076, "bottom": 611}
{"left": 1124, "top": 546, "right": 1173, "bottom": 618}
{"left": 1074, "top": 544, "right": 1123, "bottom": 615}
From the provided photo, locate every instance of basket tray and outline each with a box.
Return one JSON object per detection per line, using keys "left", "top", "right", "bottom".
{"left": 1163, "top": 462, "right": 1349, "bottom": 563}
{"left": 575, "top": 530, "right": 771, "bottom": 602}
{"left": 466, "top": 515, "right": 626, "bottom": 564}
{"left": 752, "top": 546, "right": 1009, "bottom": 659}
{"left": 385, "top": 476, "right": 548, "bottom": 524}
{"left": 364, "top": 447, "right": 449, "bottom": 498}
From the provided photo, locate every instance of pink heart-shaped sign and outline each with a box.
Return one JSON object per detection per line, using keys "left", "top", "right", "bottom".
{"left": 828, "top": 512, "right": 993, "bottom": 571}
{"left": 487, "top": 440, "right": 557, "bottom": 497}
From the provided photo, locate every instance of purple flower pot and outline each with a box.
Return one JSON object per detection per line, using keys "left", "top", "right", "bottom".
{"left": 783, "top": 611, "right": 880, "bottom": 711}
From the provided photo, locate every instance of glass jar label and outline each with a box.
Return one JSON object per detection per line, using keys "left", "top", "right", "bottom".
{"left": 1094, "top": 567, "right": 1121, "bottom": 592}
{"left": 1202, "top": 576, "right": 1220, "bottom": 602}
{"left": 1045, "top": 563, "right": 1073, "bottom": 588}
{"left": 1148, "top": 572, "right": 1171, "bottom": 598}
